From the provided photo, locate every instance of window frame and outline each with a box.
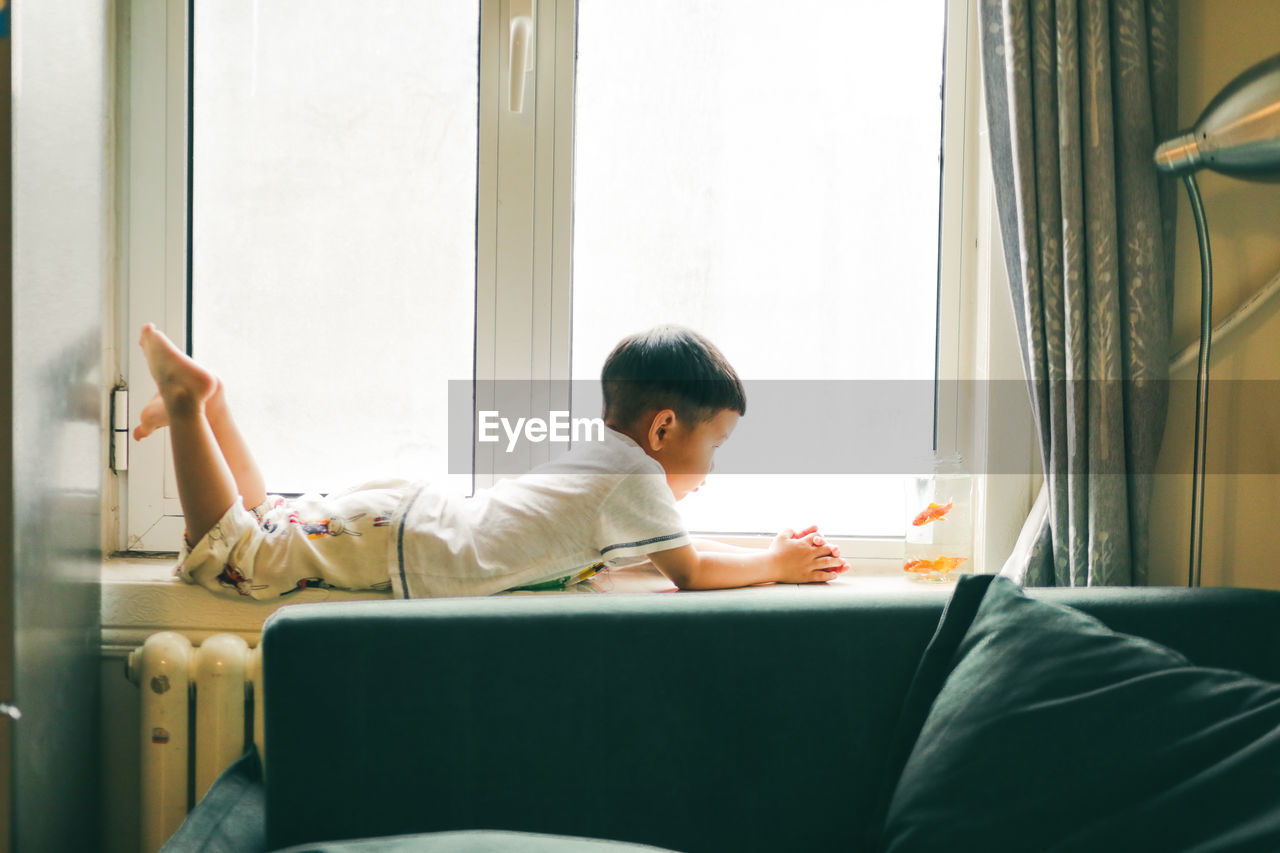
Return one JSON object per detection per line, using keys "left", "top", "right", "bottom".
{"left": 113, "top": 0, "right": 1018, "bottom": 567}
{"left": 119, "top": 0, "right": 189, "bottom": 551}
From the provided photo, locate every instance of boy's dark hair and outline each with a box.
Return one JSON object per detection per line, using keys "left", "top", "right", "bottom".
{"left": 601, "top": 325, "right": 746, "bottom": 429}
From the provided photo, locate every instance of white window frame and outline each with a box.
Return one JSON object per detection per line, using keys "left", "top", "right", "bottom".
{"left": 113, "top": 0, "right": 1027, "bottom": 569}
{"left": 119, "top": 0, "right": 190, "bottom": 552}
{"left": 117, "top": 0, "right": 577, "bottom": 549}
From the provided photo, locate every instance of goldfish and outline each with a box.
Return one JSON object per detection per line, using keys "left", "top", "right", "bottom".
{"left": 912, "top": 498, "right": 954, "bottom": 527}
{"left": 903, "top": 555, "right": 967, "bottom": 575}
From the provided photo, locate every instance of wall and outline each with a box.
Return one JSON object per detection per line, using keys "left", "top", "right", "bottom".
{"left": 10, "top": 1, "right": 110, "bottom": 849}
{"left": 1148, "top": 1, "right": 1280, "bottom": 589}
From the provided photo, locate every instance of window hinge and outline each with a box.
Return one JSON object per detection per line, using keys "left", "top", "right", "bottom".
{"left": 110, "top": 384, "right": 129, "bottom": 473}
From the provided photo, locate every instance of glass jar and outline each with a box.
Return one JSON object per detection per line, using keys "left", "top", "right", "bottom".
{"left": 903, "top": 454, "right": 973, "bottom": 582}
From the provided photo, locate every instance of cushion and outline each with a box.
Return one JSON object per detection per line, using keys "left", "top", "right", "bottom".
{"left": 874, "top": 575, "right": 1280, "bottom": 852}
{"left": 271, "top": 829, "right": 679, "bottom": 852}
{"left": 160, "top": 744, "right": 266, "bottom": 853}
{"left": 264, "top": 590, "right": 952, "bottom": 851}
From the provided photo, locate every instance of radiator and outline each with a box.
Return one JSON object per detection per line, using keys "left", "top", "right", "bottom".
{"left": 126, "top": 632, "right": 264, "bottom": 853}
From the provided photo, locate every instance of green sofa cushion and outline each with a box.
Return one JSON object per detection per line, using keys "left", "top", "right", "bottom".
{"left": 264, "top": 589, "right": 952, "bottom": 851}
{"left": 876, "top": 575, "right": 1280, "bottom": 851}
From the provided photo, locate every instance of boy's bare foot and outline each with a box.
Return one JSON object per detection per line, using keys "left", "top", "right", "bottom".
{"left": 137, "top": 323, "right": 218, "bottom": 428}
{"left": 133, "top": 392, "right": 169, "bottom": 441}
{"left": 134, "top": 381, "right": 228, "bottom": 440}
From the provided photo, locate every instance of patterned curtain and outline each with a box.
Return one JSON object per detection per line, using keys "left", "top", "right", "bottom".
{"left": 980, "top": 0, "right": 1179, "bottom": 585}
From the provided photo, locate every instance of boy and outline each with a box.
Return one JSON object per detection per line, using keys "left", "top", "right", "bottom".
{"left": 134, "top": 323, "right": 848, "bottom": 599}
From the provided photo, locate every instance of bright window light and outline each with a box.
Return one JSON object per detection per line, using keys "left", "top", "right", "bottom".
{"left": 190, "top": 1, "right": 478, "bottom": 494}
{"left": 572, "top": 1, "right": 948, "bottom": 536}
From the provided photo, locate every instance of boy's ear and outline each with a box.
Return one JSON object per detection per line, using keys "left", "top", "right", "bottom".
{"left": 646, "top": 409, "right": 678, "bottom": 450}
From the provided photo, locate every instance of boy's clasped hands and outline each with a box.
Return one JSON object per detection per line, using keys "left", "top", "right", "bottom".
{"left": 775, "top": 524, "right": 850, "bottom": 583}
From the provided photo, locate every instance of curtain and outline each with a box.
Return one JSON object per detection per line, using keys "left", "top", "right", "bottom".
{"left": 979, "top": 0, "right": 1179, "bottom": 585}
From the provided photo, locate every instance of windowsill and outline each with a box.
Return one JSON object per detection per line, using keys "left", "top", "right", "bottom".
{"left": 100, "top": 555, "right": 394, "bottom": 654}
{"left": 101, "top": 554, "right": 957, "bottom": 655}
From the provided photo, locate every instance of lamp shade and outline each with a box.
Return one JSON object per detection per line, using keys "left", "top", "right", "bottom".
{"left": 1155, "top": 51, "right": 1280, "bottom": 179}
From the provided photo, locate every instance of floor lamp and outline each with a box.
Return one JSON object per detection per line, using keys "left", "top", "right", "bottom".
{"left": 1154, "top": 51, "right": 1280, "bottom": 587}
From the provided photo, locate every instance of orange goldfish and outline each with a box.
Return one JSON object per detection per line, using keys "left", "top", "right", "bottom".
{"left": 912, "top": 499, "right": 954, "bottom": 527}
{"left": 903, "top": 555, "right": 967, "bottom": 574}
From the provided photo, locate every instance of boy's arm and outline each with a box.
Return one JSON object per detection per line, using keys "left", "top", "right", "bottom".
{"left": 649, "top": 530, "right": 847, "bottom": 590}
{"left": 690, "top": 526, "right": 818, "bottom": 554}
{"left": 689, "top": 538, "right": 754, "bottom": 554}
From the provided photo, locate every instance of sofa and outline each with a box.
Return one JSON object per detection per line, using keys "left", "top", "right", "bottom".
{"left": 169, "top": 575, "right": 1280, "bottom": 852}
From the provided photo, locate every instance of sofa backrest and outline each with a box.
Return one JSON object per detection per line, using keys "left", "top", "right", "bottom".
{"left": 262, "top": 585, "right": 1280, "bottom": 851}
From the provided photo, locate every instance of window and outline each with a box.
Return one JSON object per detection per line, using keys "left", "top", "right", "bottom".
{"left": 118, "top": 0, "right": 980, "bottom": 555}
{"left": 572, "top": 0, "right": 953, "bottom": 537}
{"left": 189, "top": 2, "right": 478, "bottom": 494}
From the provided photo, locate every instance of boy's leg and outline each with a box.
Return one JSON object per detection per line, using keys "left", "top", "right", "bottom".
{"left": 137, "top": 324, "right": 241, "bottom": 545}
{"left": 204, "top": 389, "right": 268, "bottom": 510}
{"left": 135, "top": 357, "right": 268, "bottom": 512}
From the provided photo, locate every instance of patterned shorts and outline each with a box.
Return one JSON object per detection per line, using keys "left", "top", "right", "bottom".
{"left": 176, "top": 479, "right": 411, "bottom": 600}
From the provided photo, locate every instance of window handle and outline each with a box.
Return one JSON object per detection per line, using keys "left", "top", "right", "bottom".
{"left": 508, "top": 0, "right": 536, "bottom": 113}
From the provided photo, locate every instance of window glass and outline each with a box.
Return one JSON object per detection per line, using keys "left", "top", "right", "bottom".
{"left": 572, "top": 1, "right": 947, "bottom": 535}
{"left": 191, "top": 1, "right": 478, "bottom": 493}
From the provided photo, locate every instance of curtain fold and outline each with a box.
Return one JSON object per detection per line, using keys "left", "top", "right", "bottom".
{"left": 980, "top": 0, "right": 1178, "bottom": 585}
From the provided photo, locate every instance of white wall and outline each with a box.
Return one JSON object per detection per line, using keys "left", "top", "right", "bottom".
{"left": 1149, "top": 1, "right": 1280, "bottom": 589}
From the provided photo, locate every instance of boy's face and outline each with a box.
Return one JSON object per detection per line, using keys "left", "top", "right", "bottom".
{"left": 647, "top": 408, "right": 740, "bottom": 501}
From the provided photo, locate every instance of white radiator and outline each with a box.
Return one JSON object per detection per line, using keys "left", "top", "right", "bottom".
{"left": 126, "top": 632, "right": 264, "bottom": 853}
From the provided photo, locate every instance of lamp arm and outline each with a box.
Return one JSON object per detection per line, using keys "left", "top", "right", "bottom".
{"left": 1183, "top": 173, "right": 1212, "bottom": 588}
{"left": 1153, "top": 50, "right": 1280, "bottom": 588}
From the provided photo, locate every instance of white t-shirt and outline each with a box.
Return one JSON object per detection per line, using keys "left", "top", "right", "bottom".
{"left": 389, "top": 428, "right": 690, "bottom": 598}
